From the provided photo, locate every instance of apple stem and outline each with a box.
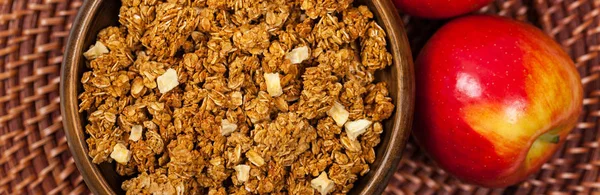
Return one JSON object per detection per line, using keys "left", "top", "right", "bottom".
{"left": 539, "top": 133, "right": 560, "bottom": 144}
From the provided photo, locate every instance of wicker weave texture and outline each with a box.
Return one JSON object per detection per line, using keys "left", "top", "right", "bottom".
{"left": 0, "top": 0, "right": 86, "bottom": 193}
{"left": 386, "top": 0, "right": 600, "bottom": 194}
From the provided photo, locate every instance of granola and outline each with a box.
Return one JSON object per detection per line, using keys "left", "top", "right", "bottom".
{"left": 79, "top": 0, "right": 395, "bottom": 194}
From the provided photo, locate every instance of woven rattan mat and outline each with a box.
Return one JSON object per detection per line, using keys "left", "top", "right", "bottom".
{"left": 0, "top": 0, "right": 598, "bottom": 194}
{"left": 0, "top": 0, "right": 86, "bottom": 193}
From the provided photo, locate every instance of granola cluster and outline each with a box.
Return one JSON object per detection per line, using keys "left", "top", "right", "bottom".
{"left": 78, "top": 0, "right": 395, "bottom": 194}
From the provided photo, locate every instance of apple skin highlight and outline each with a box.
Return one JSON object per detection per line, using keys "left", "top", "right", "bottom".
{"left": 414, "top": 15, "right": 583, "bottom": 188}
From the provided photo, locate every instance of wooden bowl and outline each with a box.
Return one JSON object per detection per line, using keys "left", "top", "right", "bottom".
{"left": 60, "top": 0, "right": 415, "bottom": 194}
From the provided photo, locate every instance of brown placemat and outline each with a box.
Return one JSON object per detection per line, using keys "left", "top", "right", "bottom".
{"left": 0, "top": 0, "right": 86, "bottom": 193}
{"left": 0, "top": 0, "right": 597, "bottom": 194}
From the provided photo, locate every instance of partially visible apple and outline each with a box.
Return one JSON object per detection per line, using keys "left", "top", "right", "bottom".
{"left": 393, "top": 0, "right": 493, "bottom": 19}
{"left": 414, "top": 15, "right": 583, "bottom": 188}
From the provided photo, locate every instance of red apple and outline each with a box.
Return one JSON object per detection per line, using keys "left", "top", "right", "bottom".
{"left": 414, "top": 15, "right": 583, "bottom": 188}
{"left": 393, "top": 0, "right": 493, "bottom": 19}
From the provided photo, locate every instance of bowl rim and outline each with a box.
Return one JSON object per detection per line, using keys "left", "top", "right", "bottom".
{"left": 61, "top": 0, "right": 115, "bottom": 193}
{"left": 60, "top": 0, "right": 415, "bottom": 194}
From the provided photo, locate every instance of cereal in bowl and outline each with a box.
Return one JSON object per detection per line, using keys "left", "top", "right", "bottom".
{"left": 78, "top": 0, "right": 395, "bottom": 194}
